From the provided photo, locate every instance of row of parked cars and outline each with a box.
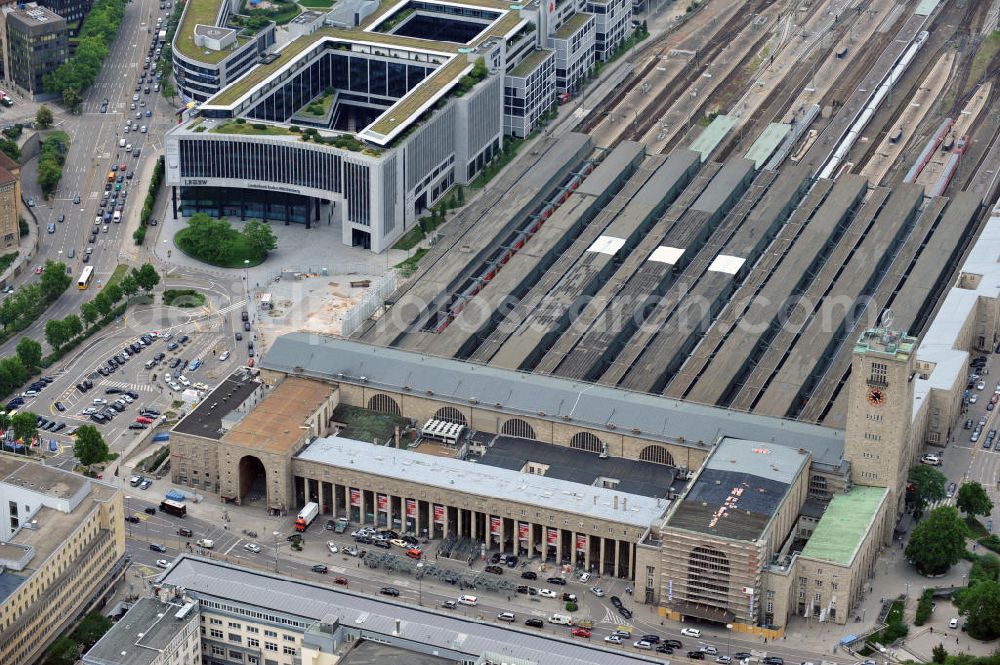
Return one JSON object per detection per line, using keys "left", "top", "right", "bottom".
{"left": 18, "top": 374, "right": 54, "bottom": 398}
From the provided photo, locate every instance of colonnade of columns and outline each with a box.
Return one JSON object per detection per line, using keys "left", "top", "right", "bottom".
{"left": 295, "top": 476, "right": 636, "bottom": 579}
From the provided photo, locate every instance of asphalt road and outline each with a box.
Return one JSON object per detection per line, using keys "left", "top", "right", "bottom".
{"left": 0, "top": 0, "right": 174, "bottom": 358}
{"left": 118, "top": 493, "right": 859, "bottom": 665}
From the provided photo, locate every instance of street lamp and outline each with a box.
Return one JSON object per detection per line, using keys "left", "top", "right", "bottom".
{"left": 125, "top": 495, "right": 132, "bottom": 537}
{"left": 273, "top": 530, "right": 280, "bottom": 573}
{"left": 416, "top": 562, "right": 424, "bottom": 606}
{"left": 726, "top": 623, "right": 733, "bottom": 658}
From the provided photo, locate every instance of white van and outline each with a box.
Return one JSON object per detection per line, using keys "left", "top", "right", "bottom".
{"left": 119, "top": 138, "right": 126, "bottom": 148}
{"left": 458, "top": 595, "right": 478, "bottom": 606}
{"left": 497, "top": 611, "right": 516, "bottom": 622}
{"left": 113, "top": 210, "right": 122, "bottom": 223}
{"left": 125, "top": 144, "right": 133, "bottom": 153}
{"left": 547, "top": 614, "right": 573, "bottom": 625}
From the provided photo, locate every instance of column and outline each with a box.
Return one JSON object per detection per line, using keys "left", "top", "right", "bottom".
{"left": 360, "top": 490, "right": 368, "bottom": 526}
{"left": 571, "top": 532, "right": 578, "bottom": 568}
{"left": 613, "top": 539, "right": 620, "bottom": 578}
{"left": 442, "top": 504, "right": 449, "bottom": 538}
{"left": 342, "top": 486, "right": 348, "bottom": 518}
{"left": 600, "top": 537, "right": 607, "bottom": 576}
{"left": 498, "top": 517, "right": 505, "bottom": 553}
{"left": 584, "top": 536, "right": 591, "bottom": 572}
{"left": 458, "top": 508, "right": 465, "bottom": 538}
{"left": 528, "top": 522, "right": 536, "bottom": 558}
{"left": 555, "top": 529, "right": 563, "bottom": 568}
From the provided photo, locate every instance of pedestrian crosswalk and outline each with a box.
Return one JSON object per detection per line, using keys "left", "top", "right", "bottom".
{"left": 101, "top": 380, "right": 157, "bottom": 394}
{"left": 600, "top": 607, "right": 634, "bottom": 627}
{"left": 927, "top": 497, "right": 956, "bottom": 511}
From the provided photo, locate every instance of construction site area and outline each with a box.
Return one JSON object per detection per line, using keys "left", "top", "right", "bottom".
{"left": 355, "top": 0, "right": 1000, "bottom": 428}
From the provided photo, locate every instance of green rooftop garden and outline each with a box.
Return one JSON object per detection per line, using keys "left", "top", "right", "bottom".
{"left": 175, "top": 0, "right": 227, "bottom": 62}
{"left": 299, "top": 89, "right": 335, "bottom": 118}
{"left": 332, "top": 404, "right": 408, "bottom": 445}
{"left": 209, "top": 119, "right": 294, "bottom": 135}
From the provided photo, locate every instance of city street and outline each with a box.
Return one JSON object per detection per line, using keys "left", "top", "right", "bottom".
{"left": 121, "top": 489, "right": 860, "bottom": 665}
{"left": 0, "top": 0, "right": 176, "bottom": 358}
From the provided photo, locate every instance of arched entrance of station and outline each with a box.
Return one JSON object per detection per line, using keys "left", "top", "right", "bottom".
{"left": 238, "top": 456, "right": 267, "bottom": 506}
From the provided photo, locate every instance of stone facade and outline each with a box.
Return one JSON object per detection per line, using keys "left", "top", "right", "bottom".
{"left": 843, "top": 328, "right": 918, "bottom": 522}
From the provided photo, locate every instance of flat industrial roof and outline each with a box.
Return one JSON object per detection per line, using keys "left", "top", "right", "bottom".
{"left": 689, "top": 115, "right": 735, "bottom": 162}
{"left": 82, "top": 597, "right": 199, "bottom": 665}
{"left": 263, "top": 333, "right": 846, "bottom": 464}
{"left": 477, "top": 436, "right": 676, "bottom": 498}
{"left": 172, "top": 371, "right": 262, "bottom": 440}
{"left": 800, "top": 486, "right": 888, "bottom": 565}
{"left": 222, "top": 377, "right": 331, "bottom": 454}
{"left": 0, "top": 455, "right": 88, "bottom": 500}
{"left": 161, "top": 556, "right": 668, "bottom": 665}
{"left": 297, "top": 435, "right": 668, "bottom": 526}
{"left": 744, "top": 123, "right": 790, "bottom": 168}
{"left": 666, "top": 438, "right": 809, "bottom": 542}
{"left": 913, "top": 200, "right": 997, "bottom": 419}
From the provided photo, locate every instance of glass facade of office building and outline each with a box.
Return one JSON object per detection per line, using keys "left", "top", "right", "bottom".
{"left": 179, "top": 186, "right": 313, "bottom": 225}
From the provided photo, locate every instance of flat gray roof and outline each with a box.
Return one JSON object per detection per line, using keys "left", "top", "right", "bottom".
{"left": 667, "top": 437, "right": 809, "bottom": 541}
{"left": 478, "top": 436, "right": 677, "bottom": 498}
{"left": 83, "top": 597, "right": 199, "bottom": 665}
{"left": 690, "top": 157, "right": 755, "bottom": 213}
{"left": 577, "top": 141, "right": 645, "bottom": 197}
{"left": 0, "top": 456, "right": 87, "bottom": 500}
{"left": 297, "top": 435, "right": 667, "bottom": 526}
{"left": 172, "top": 370, "right": 261, "bottom": 440}
{"left": 161, "top": 556, "right": 670, "bottom": 665}
{"left": 913, "top": 197, "right": 997, "bottom": 413}
{"left": 263, "top": 333, "right": 846, "bottom": 464}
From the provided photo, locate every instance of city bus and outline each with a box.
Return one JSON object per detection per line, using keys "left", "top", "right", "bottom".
{"left": 159, "top": 499, "right": 187, "bottom": 517}
{"left": 77, "top": 266, "right": 94, "bottom": 290}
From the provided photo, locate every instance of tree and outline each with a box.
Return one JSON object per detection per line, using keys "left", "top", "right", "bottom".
{"left": 908, "top": 465, "right": 947, "bottom": 514}
{"left": 40, "top": 260, "right": 71, "bottom": 301}
{"left": 906, "top": 506, "right": 968, "bottom": 575}
{"left": 73, "top": 425, "right": 109, "bottom": 466}
{"left": 80, "top": 301, "right": 98, "bottom": 328}
{"left": 134, "top": 263, "right": 159, "bottom": 294}
{"left": 931, "top": 644, "right": 947, "bottom": 664}
{"left": 15, "top": 337, "right": 42, "bottom": 370}
{"left": 105, "top": 283, "right": 123, "bottom": 304}
{"left": 161, "top": 79, "right": 176, "bottom": 101}
{"left": 0, "top": 137, "right": 19, "bottom": 161}
{"left": 11, "top": 410, "right": 38, "bottom": 444}
{"left": 957, "top": 482, "right": 993, "bottom": 519}
{"left": 63, "top": 313, "right": 83, "bottom": 339}
{"left": 43, "top": 636, "right": 79, "bottom": 665}
{"left": 242, "top": 220, "right": 277, "bottom": 257}
{"left": 120, "top": 274, "right": 138, "bottom": 303}
{"left": 45, "top": 318, "right": 68, "bottom": 350}
{"left": 37, "top": 159, "right": 63, "bottom": 198}
{"left": 957, "top": 578, "right": 1000, "bottom": 639}
{"left": 93, "top": 292, "right": 111, "bottom": 317}
{"left": 0, "top": 356, "right": 27, "bottom": 395}
{"left": 70, "top": 611, "right": 112, "bottom": 647}
{"left": 62, "top": 88, "right": 82, "bottom": 114}
{"left": 0, "top": 296, "right": 16, "bottom": 331}
{"left": 35, "top": 105, "right": 53, "bottom": 130}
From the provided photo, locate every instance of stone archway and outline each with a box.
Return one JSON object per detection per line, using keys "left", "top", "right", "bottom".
{"left": 238, "top": 455, "right": 267, "bottom": 506}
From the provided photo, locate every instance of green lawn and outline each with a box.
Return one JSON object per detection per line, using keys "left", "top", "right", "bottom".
{"left": 332, "top": 404, "right": 407, "bottom": 444}
{"left": 174, "top": 229, "right": 266, "bottom": 268}
{"left": 210, "top": 121, "right": 293, "bottom": 136}
{"left": 0, "top": 252, "right": 17, "bottom": 275}
{"left": 103, "top": 264, "right": 128, "bottom": 290}
{"left": 298, "top": 0, "right": 334, "bottom": 7}
{"left": 300, "top": 92, "right": 334, "bottom": 118}
{"left": 394, "top": 247, "right": 428, "bottom": 276}
{"left": 163, "top": 289, "right": 207, "bottom": 307}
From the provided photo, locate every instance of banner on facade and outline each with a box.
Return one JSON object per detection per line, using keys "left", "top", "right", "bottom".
{"left": 518, "top": 522, "right": 529, "bottom": 541}
{"left": 576, "top": 533, "right": 587, "bottom": 552}
{"left": 490, "top": 516, "right": 501, "bottom": 536}
{"left": 377, "top": 494, "right": 388, "bottom": 512}
{"left": 668, "top": 579, "right": 673, "bottom": 602}
{"left": 546, "top": 527, "right": 558, "bottom": 545}
{"left": 433, "top": 504, "right": 446, "bottom": 524}
{"left": 405, "top": 498, "right": 417, "bottom": 518}
{"left": 349, "top": 488, "right": 361, "bottom": 507}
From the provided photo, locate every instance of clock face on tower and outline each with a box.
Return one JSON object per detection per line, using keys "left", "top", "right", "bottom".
{"left": 867, "top": 387, "right": 885, "bottom": 407}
